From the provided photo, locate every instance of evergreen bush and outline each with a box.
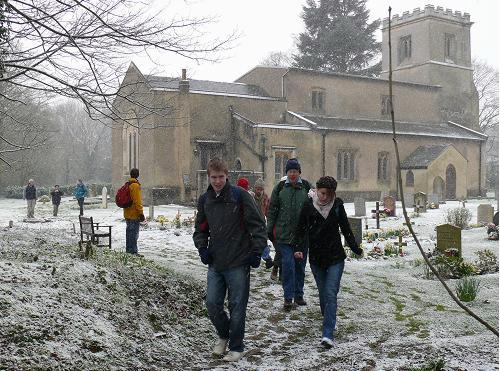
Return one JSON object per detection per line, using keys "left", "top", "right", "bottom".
{"left": 445, "top": 207, "right": 472, "bottom": 229}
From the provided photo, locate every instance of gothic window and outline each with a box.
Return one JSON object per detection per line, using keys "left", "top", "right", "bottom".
{"left": 406, "top": 170, "right": 414, "bottom": 187}
{"left": 235, "top": 158, "right": 242, "bottom": 171}
{"left": 337, "top": 150, "right": 356, "bottom": 181}
{"left": 311, "top": 89, "right": 325, "bottom": 112}
{"left": 125, "top": 128, "right": 138, "bottom": 174}
{"left": 444, "top": 33, "right": 456, "bottom": 62}
{"left": 381, "top": 95, "right": 394, "bottom": 116}
{"left": 398, "top": 35, "right": 412, "bottom": 64}
{"left": 377, "top": 152, "right": 389, "bottom": 181}
{"left": 198, "top": 142, "right": 224, "bottom": 169}
{"left": 274, "top": 151, "right": 291, "bottom": 181}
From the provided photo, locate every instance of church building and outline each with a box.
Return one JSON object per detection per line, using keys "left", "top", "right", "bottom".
{"left": 111, "top": 5, "right": 487, "bottom": 204}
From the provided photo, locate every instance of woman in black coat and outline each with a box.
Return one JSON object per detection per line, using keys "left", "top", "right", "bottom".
{"left": 292, "top": 176, "right": 362, "bottom": 349}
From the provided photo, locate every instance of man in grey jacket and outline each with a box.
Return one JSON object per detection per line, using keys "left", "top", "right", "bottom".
{"left": 193, "top": 157, "right": 267, "bottom": 363}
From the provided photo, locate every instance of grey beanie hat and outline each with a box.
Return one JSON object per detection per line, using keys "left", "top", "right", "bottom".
{"left": 254, "top": 178, "right": 265, "bottom": 188}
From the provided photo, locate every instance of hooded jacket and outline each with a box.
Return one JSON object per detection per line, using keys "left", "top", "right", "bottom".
{"left": 193, "top": 181, "right": 267, "bottom": 272}
{"left": 123, "top": 178, "right": 143, "bottom": 220}
{"left": 292, "top": 197, "right": 358, "bottom": 268}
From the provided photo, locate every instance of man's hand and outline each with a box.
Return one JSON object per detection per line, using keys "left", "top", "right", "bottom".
{"left": 139, "top": 214, "right": 145, "bottom": 222}
{"left": 248, "top": 253, "right": 261, "bottom": 268}
{"left": 294, "top": 252, "right": 304, "bottom": 260}
{"left": 351, "top": 246, "right": 363, "bottom": 256}
{"left": 199, "top": 247, "right": 212, "bottom": 265}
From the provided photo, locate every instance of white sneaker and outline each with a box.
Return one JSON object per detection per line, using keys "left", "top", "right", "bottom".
{"left": 222, "top": 351, "right": 244, "bottom": 362}
{"left": 321, "top": 337, "right": 334, "bottom": 349}
{"left": 212, "top": 338, "right": 228, "bottom": 355}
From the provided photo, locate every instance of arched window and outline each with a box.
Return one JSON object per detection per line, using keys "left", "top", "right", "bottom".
{"left": 406, "top": 170, "right": 414, "bottom": 186}
{"left": 377, "top": 152, "right": 389, "bottom": 181}
{"left": 235, "top": 158, "right": 242, "bottom": 171}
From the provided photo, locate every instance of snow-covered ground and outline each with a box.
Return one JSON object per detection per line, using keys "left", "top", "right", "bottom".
{"left": 0, "top": 196, "right": 498, "bottom": 370}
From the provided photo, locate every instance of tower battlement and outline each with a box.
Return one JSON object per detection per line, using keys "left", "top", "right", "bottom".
{"left": 382, "top": 5, "right": 471, "bottom": 29}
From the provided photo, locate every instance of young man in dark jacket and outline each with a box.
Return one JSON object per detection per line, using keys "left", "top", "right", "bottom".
{"left": 292, "top": 176, "right": 362, "bottom": 348}
{"left": 267, "top": 158, "right": 310, "bottom": 311}
{"left": 23, "top": 179, "right": 37, "bottom": 218}
{"left": 50, "top": 185, "right": 64, "bottom": 216}
{"left": 193, "top": 157, "right": 267, "bottom": 362}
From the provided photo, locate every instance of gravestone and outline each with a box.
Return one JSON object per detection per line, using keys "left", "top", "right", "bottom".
{"left": 414, "top": 192, "right": 427, "bottom": 213}
{"left": 428, "top": 193, "right": 439, "bottom": 207}
{"left": 436, "top": 224, "right": 462, "bottom": 257}
{"left": 354, "top": 197, "right": 366, "bottom": 217}
{"left": 477, "top": 204, "right": 494, "bottom": 224}
{"left": 383, "top": 196, "right": 396, "bottom": 217}
{"left": 347, "top": 217, "right": 363, "bottom": 246}
{"left": 371, "top": 201, "right": 382, "bottom": 229}
{"left": 149, "top": 190, "right": 155, "bottom": 220}
{"left": 101, "top": 187, "right": 108, "bottom": 209}
{"left": 395, "top": 234, "right": 407, "bottom": 254}
{"left": 403, "top": 193, "right": 414, "bottom": 208}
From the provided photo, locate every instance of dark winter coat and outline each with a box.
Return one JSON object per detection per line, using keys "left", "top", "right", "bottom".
{"left": 292, "top": 197, "right": 359, "bottom": 269}
{"left": 24, "top": 185, "right": 37, "bottom": 200}
{"left": 193, "top": 181, "right": 267, "bottom": 272}
{"left": 266, "top": 178, "right": 310, "bottom": 244}
{"left": 50, "top": 189, "right": 64, "bottom": 205}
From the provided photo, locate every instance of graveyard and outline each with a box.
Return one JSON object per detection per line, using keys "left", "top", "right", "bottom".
{"left": 0, "top": 195, "right": 498, "bottom": 369}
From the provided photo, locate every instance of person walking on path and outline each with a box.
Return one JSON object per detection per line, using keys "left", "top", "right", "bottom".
{"left": 23, "top": 179, "right": 37, "bottom": 218}
{"left": 124, "top": 168, "right": 145, "bottom": 255}
{"left": 73, "top": 179, "right": 88, "bottom": 216}
{"left": 292, "top": 176, "right": 362, "bottom": 349}
{"left": 251, "top": 178, "right": 274, "bottom": 269}
{"left": 267, "top": 158, "right": 311, "bottom": 311}
{"left": 193, "top": 158, "right": 267, "bottom": 363}
{"left": 50, "top": 185, "right": 64, "bottom": 216}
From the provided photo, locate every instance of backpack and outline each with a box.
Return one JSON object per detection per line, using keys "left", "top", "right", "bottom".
{"left": 275, "top": 178, "right": 311, "bottom": 196}
{"left": 115, "top": 182, "right": 133, "bottom": 208}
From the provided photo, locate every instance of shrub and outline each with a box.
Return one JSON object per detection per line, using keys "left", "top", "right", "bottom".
{"left": 445, "top": 207, "right": 472, "bottom": 229}
{"left": 384, "top": 242, "right": 397, "bottom": 256}
{"left": 430, "top": 255, "right": 477, "bottom": 279}
{"left": 411, "top": 358, "right": 446, "bottom": 371}
{"left": 455, "top": 276, "right": 480, "bottom": 302}
{"left": 474, "top": 249, "right": 499, "bottom": 274}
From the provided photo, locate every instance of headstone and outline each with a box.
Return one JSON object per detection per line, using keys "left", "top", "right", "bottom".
{"left": 436, "top": 224, "right": 462, "bottom": 257}
{"left": 149, "top": 204, "right": 154, "bottom": 221}
{"left": 354, "top": 197, "right": 366, "bottom": 217}
{"left": 8, "top": 220, "right": 13, "bottom": 228}
{"left": 477, "top": 204, "right": 494, "bottom": 224}
{"left": 403, "top": 193, "right": 414, "bottom": 208}
{"left": 428, "top": 193, "right": 439, "bottom": 208}
{"left": 371, "top": 201, "right": 381, "bottom": 229}
{"left": 101, "top": 187, "right": 108, "bottom": 209}
{"left": 395, "top": 234, "right": 407, "bottom": 254}
{"left": 414, "top": 192, "right": 427, "bottom": 213}
{"left": 347, "top": 217, "right": 363, "bottom": 246}
{"left": 383, "top": 196, "right": 396, "bottom": 217}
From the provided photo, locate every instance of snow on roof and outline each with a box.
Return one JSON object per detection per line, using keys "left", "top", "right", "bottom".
{"left": 400, "top": 144, "right": 450, "bottom": 169}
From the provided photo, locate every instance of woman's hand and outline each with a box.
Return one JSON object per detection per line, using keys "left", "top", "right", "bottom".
{"left": 294, "top": 252, "right": 303, "bottom": 260}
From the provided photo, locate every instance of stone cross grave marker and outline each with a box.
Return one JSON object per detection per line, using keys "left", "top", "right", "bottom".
{"left": 436, "top": 223, "right": 462, "bottom": 257}
{"left": 383, "top": 195, "right": 396, "bottom": 216}
{"left": 347, "top": 217, "right": 363, "bottom": 247}
{"left": 414, "top": 192, "right": 427, "bottom": 213}
{"left": 371, "top": 201, "right": 382, "bottom": 229}
{"left": 101, "top": 187, "right": 108, "bottom": 209}
{"left": 395, "top": 234, "right": 407, "bottom": 254}
{"left": 477, "top": 204, "right": 494, "bottom": 224}
{"left": 354, "top": 197, "right": 366, "bottom": 217}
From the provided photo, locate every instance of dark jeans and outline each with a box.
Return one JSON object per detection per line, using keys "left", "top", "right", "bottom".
{"left": 125, "top": 219, "right": 140, "bottom": 254}
{"left": 206, "top": 265, "right": 250, "bottom": 352}
{"left": 53, "top": 203, "right": 59, "bottom": 216}
{"left": 280, "top": 243, "right": 307, "bottom": 300}
{"left": 311, "top": 260, "right": 345, "bottom": 340}
{"left": 77, "top": 198, "right": 84, "bottom": 216}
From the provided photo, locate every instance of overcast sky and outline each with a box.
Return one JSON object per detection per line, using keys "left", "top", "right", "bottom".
{"left": 135, "top": 0, "right": 499, "bottom": 82}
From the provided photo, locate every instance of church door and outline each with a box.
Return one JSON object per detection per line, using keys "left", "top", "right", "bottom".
{"left": 433, "top": 176, "right": 445, "bottom": 201}
{"left": 445, "top": 164, "right": 456, "bottom": 200}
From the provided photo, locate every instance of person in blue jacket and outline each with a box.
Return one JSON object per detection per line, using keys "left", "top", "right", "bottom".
{"left": 73, "top": 179, "right": 88, "bottom": 216}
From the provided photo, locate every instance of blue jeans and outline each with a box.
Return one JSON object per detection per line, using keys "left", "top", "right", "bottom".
{"left": 311, "top": 260, "right": 345, "bottom": 340}
{"left": 280, "top": 243, "right": 307, "bottom": 300}
{"left": 125, "top": 219, "right": 140, "bottom": 254}
{"left": 261, "top": 244, "right": 272, "bottom": 261}
{"left": 206, "top": 265, "right": 250, "bottom": 352}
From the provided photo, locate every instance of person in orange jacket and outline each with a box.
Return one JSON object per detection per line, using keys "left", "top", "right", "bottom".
{"left": 124, "top": 168, "right": 145, "bottom": 255}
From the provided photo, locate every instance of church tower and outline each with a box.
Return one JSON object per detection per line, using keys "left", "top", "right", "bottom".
{"left": 381, "top": 5, "right": 479, "bottom": 129}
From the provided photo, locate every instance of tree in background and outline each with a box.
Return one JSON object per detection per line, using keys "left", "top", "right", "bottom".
{"left": 293, "top": 0, "right": 380, "bottom": 75}
{"left": 260, "top": 51, "right": 294, "bottom": 67}
{"left": 473, "top": 59, "right": 499, "bottom": 192}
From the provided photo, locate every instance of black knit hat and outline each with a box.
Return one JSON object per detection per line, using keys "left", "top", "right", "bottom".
{"left": 285, "top": 158, "right": 301, "bottom": 173}
{"left": 316, "top": 176, "right": 337, "bottom": 191}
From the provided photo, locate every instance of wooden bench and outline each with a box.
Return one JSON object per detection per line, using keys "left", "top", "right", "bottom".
{"left": 79, "top": 216, "right": 112, "bottom": 249}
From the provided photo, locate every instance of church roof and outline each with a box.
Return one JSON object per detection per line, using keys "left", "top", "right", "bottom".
{"left": 400, "top": 145, "right": 449, "bottom": 169}
{"left": 291, "top": 113, "right": 487, "bottom": 141}
{"left": 144, "top": 75, "right": 274, "bottom": 99}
